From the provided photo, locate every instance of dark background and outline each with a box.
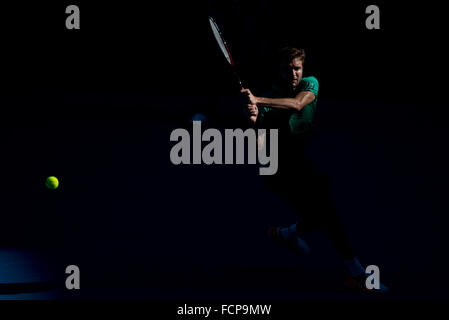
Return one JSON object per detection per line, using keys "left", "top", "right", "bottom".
{"left": 0, "top": 0, "right": 448, "bottom": 301}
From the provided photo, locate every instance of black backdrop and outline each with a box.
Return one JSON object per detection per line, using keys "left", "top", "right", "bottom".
{"left": 1, "top": 0, "right": 449, "bottom": 301}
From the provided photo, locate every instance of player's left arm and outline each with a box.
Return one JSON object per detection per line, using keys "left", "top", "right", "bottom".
{"left": 241, "top": 89, "right": 315, "bottom": 112}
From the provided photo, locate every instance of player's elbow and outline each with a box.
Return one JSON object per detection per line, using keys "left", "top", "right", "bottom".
{"left": 293, "top": 92, "right": 315, "bottom": 111}
{"left": 292, "top": 100, "right": 303, "bottom": 111}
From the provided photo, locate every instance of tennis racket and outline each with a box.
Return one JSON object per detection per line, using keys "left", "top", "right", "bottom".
{"left": 208, "top": 16, "right": 243, "bottom": 89}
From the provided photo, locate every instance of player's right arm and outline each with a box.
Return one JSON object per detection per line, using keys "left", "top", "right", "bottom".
{"left": 240, "top": 88, "right": 259, "bottom": 125}
{"left": 241, "top": 88, "right": 270, "bottom": 125}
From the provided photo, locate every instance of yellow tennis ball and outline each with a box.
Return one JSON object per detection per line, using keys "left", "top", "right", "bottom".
{"left": 45, "top": 176, "right": 59, "bottom": 190}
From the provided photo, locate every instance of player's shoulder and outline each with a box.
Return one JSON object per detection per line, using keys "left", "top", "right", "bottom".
{"left": 299, "top": 76, "right": 319, "bottom": 95}
{"left": 300, "top": 76, "right": 319, "bottom": 87}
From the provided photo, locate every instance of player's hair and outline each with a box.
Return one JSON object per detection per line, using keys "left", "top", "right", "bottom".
{"left": 278, "top": 47, "right": 305, "bottom": 66}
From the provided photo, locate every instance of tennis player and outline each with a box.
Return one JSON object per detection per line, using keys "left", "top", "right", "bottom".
{"left": 242, "top": 47, "right": 388, "bottom": 293}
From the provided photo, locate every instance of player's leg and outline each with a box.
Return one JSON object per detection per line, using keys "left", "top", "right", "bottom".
{"left": 316, "top": 186, "right": 389, "bottom": 293}
{"left": 268, "top": 221, "right": 311, "bottom": 255}
{"left": 264, "top": 174, "right": 312, "bottom": 255}
{"left": 269, "top": 169, "right": 389, "bottom": 292}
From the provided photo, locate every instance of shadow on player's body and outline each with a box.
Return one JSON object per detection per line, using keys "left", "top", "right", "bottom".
{"left": 240, "top": 47, "right": 388, "bottom": 293}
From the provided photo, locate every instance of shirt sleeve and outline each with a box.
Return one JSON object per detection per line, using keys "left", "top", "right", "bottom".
{"left": 299, "top": 76, "right": 319, "bottom": 97}
{"left": 290, "top": 77, "right": 319, "bottom": 135}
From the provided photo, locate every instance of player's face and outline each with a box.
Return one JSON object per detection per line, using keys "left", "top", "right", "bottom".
{"left": 280, "top": 57, "right": 303, "bottom": 90}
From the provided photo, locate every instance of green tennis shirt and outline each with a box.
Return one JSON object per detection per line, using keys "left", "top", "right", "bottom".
{"left": 256, "top": 76, "right": 319, "bottom": 175}
{"left": 257, "top": 76, "right": 319, "bottom": 136}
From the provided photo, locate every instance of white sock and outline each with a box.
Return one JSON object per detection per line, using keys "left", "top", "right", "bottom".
{"left": 279, "top": 224, "right": 297, "bottom": 240}
{"left": 344, "top": 257, "right": 365, "bottom": 277}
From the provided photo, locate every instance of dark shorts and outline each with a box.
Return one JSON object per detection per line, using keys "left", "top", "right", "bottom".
{"left": 262, "top": 156, "right": 341, "bottom": 233}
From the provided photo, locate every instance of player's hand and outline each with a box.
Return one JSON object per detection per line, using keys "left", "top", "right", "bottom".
{"left": 247, "top": 103, "right": 258, "bottom": 124}
{"left": 247, "top": 103, "right": 258, "bottom": 117}
{"left": 240, "top": 88, "right": 258, "bottom": 105}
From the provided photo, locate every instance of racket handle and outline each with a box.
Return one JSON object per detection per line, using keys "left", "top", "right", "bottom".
{"left": 237, "top": 79, "right": 243, "bottom": 90}
{"left": 233, "top": 69, "right": 244, "bottom": 90}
